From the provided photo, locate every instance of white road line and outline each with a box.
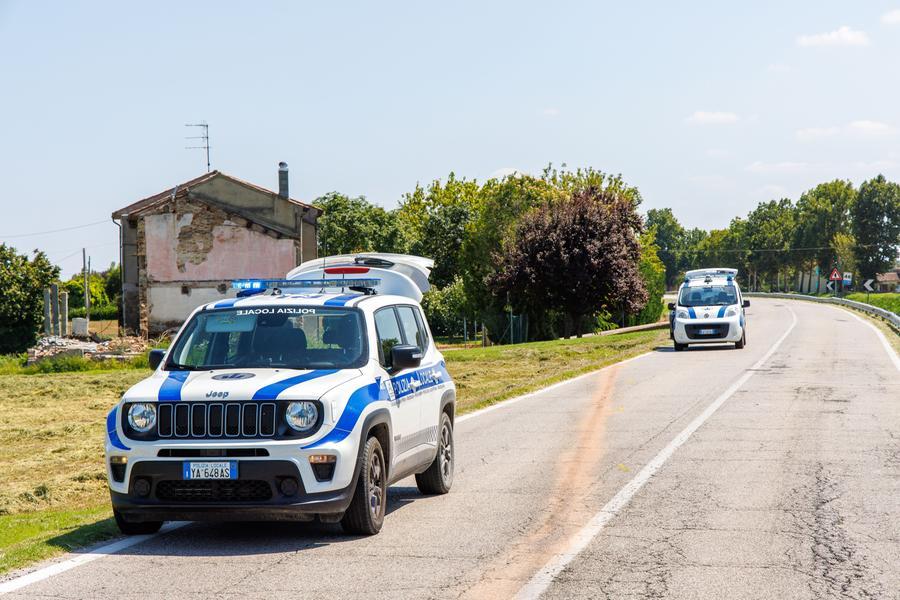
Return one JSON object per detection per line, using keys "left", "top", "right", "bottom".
{"left": 0, "top": 522, "right": 187, "bottom": 595}
{"left": 0, "top": 348, "right": 658, "bottom": 594}
{"left": 841, "top": 309, "right": 900, "bottom": 373}
{"left": 514, "top": 306, "right": 799, "bottom": 600}
{"left": 456, "top": 350, "right": 654, "bottom": 424}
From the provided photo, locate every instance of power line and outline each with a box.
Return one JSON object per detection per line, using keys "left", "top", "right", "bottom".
{"left": 0, "top": 219, "right": 110, "bottom": 239}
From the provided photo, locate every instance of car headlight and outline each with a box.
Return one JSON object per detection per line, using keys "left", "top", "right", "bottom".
{"left": 285, "top": 401, "right": 319, "bottom": 432}
{"left": 127, "top": 403, "right": 157, "bottom": 432}
{"left": 725, "top": 306, "right": 738, "bottom": 317}
{"left": 676, "top": 309, "right": 689, "bottom": 319}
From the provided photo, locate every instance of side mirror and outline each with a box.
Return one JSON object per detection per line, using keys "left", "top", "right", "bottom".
{"left": 667, "top": 302, "right": 676, "bottom": 311}
{"left": 391, "top": 344, "right": 423, "bottom": 370}
{"left": 743, "top": 300, "right": 751, "bottom": 308}
{"left": 148, "top": 349, "right": 166, "bottom": 370}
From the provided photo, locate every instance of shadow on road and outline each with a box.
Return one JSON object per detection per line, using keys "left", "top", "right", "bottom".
{"left": 55, "top": 486, "right": 431, "bottom": 559}
{"left": 654, "top": 344, "right": 736, "bottom": 353}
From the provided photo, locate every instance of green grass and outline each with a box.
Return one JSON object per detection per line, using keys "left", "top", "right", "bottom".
{"left": 0, "top": 328, "right": 667, "bottom": 575}
{"left": 846, "top": 292, "right": 900, "bottom": 315}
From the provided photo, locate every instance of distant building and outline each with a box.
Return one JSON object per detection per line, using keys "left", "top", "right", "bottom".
{"left": 876, "top": 269, "right": 900, "bottom": 293}
{"left": 112, "top": 164, "right": 321, "bottom": 336}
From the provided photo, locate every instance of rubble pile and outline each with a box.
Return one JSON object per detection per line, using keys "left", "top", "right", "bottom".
{"left": 27, "top": 336, "right": 149, "bottom": 364}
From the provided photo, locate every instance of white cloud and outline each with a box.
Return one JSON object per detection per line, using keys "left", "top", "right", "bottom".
{"left": 848, "top": 120, "right": 895, "bottom": 137}
{"left": 541, "top": 108, "right": 560, "bottom": 117}
{"left": 881, "top": 9, "right": 900, "bottom": 24}
{"left": 796, "top": 26, "right": 869, "bottom": 47}
{"left": 795, "top": 126, "right": 840, "bottom": 141}
{"left": 685, "top": 111, "right": 739, "bottom": 125}
{"left": 746, "top": 161, "right": 811, "bottom": 174}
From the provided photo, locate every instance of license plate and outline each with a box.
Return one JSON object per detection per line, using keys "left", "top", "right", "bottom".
{"left": 183, "top": 461, "right": 238, "bottom": 480}
{"left": 698, "top": 328, "right": 717, "bottom": 335}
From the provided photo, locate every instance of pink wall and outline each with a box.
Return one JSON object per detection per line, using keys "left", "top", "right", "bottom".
{"left": 145, "top": 214, "right": 296, "bottom": 281}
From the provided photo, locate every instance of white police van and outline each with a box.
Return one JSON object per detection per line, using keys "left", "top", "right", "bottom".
{"left": 105, "top": 254, "right": 455, "bottom": 535}
{"left": 669, "top": 268, "right": 749, "bottom": 351}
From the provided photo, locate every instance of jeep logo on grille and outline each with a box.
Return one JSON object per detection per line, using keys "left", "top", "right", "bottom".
{"left": 206, "top": 391, "right": 230, "bottom": 399}
{"left": 212, "top": 373, "right": 255, "bottom": 380}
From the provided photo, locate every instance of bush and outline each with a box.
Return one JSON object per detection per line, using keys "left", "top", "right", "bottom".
{"left": 68, "top": 304, "right": 118, "bottom": 320}
{"left": 846, "top": 292, "right": 900, "bottom": 315}
{"left": 628, "top": 228, "right": 667, "bottom": 326}
{"left": 421, "top": 277, "right": 467, "bottom": 337}
{"left": 0, "top": 245, "right": 59, "bottom": 354}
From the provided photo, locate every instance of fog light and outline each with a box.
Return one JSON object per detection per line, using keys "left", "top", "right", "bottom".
{"left": 279, "top": 477, "right": 299, "bottom": 497}
{"left": 309, "top": 455, "right": 337, "bottom": 482}
{"left": 133, "top": 477, "right": 151, "bottom": 497}
{"left": 110, "top": 456, "right": 127, "bottom": 482}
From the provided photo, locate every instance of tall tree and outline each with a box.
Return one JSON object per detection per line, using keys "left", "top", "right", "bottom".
{"left": 746, "top": 199, "right": 796, "bottom": 290}
{"left": 794, "top": 180, "right": 855, "bottom": 275}
{"left": 0, "top": 244, "right": 59, "bottom": 353}
{"left": 315, "top": 192, "right": 405, "bottom": 256}
{"left": 645, "top": 208, "right": 685, "bottom": 288}
{"left": 852, "top": 175, "right": 900, "bottom": 281}
{"left": 489, "top": 186, "right": 647, "bottom": 337}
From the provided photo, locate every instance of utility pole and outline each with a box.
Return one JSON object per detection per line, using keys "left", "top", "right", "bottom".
{"left": 83, "top": 248, "right": 90, "bottom": 325}
{"left": 185, "top": 122, "right": 211, "bottom": 172}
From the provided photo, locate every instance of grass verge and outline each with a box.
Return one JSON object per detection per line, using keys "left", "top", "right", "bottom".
{"left": 0, "top": 329, "right": 667, "bottom": 576}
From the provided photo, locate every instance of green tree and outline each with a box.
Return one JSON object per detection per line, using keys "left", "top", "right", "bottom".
{"left": 679, "top": 227, "right": 709, "bottom": 274}
{"left": 420, "top": 276, "right": 467, "bottom": 337}
{"left": 315, "top": 192, "right": 405, "bottom": 256}
{"left": 746, "top": 199, "right": 796, "bottom": 290}
{"left": 629, "top": 227, "right": 666, "bottom": 326}
{"left": 645, "top": 208, "right": 685, "bottom": 287}
{"left": 0, "top": 244, "right": 60, "bottom": 353}
{"left": 794, "top": 180, "right": 855, "bottom": 277}
{"left": 852, "top": 175, "right": 900, "bottom": 281}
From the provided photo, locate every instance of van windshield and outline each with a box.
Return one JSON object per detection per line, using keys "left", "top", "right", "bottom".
{"left": 166, "top": 306, "right": 366, "bottom": 370}
{"left": 678, "top": 285, "right": 737, "bottom": 307}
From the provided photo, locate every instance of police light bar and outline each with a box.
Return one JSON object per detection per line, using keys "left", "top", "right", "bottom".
{"left": 232, "top": 278, "right": 381, "bottom": 291}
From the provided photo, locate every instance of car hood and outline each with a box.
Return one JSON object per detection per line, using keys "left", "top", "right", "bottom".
{"left": 122, "top": 367, "right": 364, "bottom": 403}
{"left": 680, "top": 305, "right": 736, "bottom": 318}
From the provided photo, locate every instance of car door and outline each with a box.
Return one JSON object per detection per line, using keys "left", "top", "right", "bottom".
{"left": 394, "top": 305, "right": 440, "bottom": 450}
{"left": 373, "top": 306, "right": 420, "bottom": 464}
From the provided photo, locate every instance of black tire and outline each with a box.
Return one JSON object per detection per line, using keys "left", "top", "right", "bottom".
{"left": 674, "top": 342, "right": 686, "bottom": 352}
{"left": 113, "top": 509, "right": 163, "bottom": 535}
{"left": 416, "top": 413, "right": 454, "bottom": 495}
{"left": 736, "top": 330, "right": 746, "bottom": 349}
{"left": 341, "top": 436, "right": 387, "bottom": 535}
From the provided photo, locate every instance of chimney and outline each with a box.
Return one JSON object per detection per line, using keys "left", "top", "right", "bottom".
{"left": 278, "top": 162, "right": 289, "bottom": 198}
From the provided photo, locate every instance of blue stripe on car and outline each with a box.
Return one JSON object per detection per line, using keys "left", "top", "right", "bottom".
{"left": 717, "top": 306, "right": 726, "bottom": 318}
{"left": 158, "top": 371, "right": 190, "bottom": 401}
{"left": 252, "top": 369, "right": 339, "bottom": 400}
{"left": 324, "top": 294, "right": 359, "bottom": 307}
{"left": 214, "top": 298, "right": 239, "bottom": 308}
{"left": 688, "top": 308, "right": 697, "bottom": 319}
{"left": 304, "top": 362, "right": 451, "bottom": 448}
{"left": 106, "top": 407, "right": 130, "bottom": 450}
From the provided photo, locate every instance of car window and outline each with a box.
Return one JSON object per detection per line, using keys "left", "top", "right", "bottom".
{"left": 678, "top": 284, "right": 737, "bottom": 307}
{"left": 374, "top": 307, "right": 403, "bottom": 369}
{"left": 396, "top": 306, "right": 427, "bottom": 352}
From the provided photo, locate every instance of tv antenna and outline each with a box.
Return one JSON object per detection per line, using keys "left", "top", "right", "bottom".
{"left": 185, "top": 121, "right": 211, "bottom": 172}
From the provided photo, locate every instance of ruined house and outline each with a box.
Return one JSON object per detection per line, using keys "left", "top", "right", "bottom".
{"left": 112, "top": 164, "right": 321, "bottom": 336}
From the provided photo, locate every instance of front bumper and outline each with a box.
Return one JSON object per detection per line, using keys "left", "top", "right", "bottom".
{"left": 111, "top": 459, "right": 354, "bottom": 522}
{"left": 673, "top": 316, "right": 743, "bottom": 344}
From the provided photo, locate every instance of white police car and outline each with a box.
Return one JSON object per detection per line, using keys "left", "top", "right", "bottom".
{"left": 669, "top": 268, "right": 749, "bottom": 351}
{"left": 105, "top": 254, "right": 455, "bottom": 535}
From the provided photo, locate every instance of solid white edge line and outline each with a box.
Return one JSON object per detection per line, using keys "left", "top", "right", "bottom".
{"left": 456, "top": 350, "right": 655, "bottom": 424}
{"left": 514, "top": 305, "right": 799, "bottom": 600}
{"left": 0, "top": 345, "right": 659, "bottom": 594}
{"left": 838, "top": 307, "right": 900, "bottom": 373}
{"left": 0, "top": 522, "right": 187, "bottom": 595}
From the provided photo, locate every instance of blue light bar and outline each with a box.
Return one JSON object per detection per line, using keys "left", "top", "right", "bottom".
{"left": 232, "top": 278, "right": 381, "bottom": 290}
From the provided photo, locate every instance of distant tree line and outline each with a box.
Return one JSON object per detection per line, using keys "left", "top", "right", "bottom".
{"left": 647, "top": 175, "right": 900, "bottom": 291}
{"left": 315, "top": 166, "right": 665, "bottom": 341}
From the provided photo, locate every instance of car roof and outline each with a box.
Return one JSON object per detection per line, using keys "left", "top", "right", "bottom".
{"left": 200, "top": 292, "right": 418, "bottom": 312}
{"left": 682, "top": 277, "right": 739, "bottom": 288}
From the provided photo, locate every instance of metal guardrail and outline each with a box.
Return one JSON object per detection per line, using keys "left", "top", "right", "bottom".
{"left": 745, "top": 292, "right": 900, "bottom": 332}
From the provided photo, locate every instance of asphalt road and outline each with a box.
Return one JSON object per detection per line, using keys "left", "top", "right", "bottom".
{"left": 4, "top": 298, "right": 899, "bottom": 599}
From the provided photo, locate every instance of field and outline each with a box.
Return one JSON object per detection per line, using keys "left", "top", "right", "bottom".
{"left": 846, "top": 292, "right": 900, "bottom": 315}
{"left": 0, "top": 329, "right": 666, "bottom": 574}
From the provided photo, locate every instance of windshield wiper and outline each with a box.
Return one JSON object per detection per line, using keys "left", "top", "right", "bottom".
{"left": 166, "top": 363, "right": 199, "bottom": 371}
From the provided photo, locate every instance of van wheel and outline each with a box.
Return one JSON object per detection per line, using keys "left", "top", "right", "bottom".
{"left": 736, "top": 331, "right": 746, "bottom": 349}
{"left": 416, "top": 413, "right": 454, "bottom": 495}
{"left": 341, "top": 436, "right": 386, "bottom": 535}
{"left": 674, "top": 342, "right": 686, "bottom": 351}
{"left": 113, "top": 509, "right": 162, "bottom": 535}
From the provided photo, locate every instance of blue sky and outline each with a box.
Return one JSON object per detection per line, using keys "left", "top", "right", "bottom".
{"left": 2, "top": 1, "right": 899, "bottom": 277}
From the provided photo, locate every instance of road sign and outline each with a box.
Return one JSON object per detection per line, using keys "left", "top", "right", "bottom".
{"left": 864, "top": 279, "right": 875, "bottom": 292}
{"left": 826, "top": 281, "right": 835, "bottom": 292}
{"left": 842, "top": 272, "right": 852, "bottom": 285}
{"left": 829, "top": 268, "right": 842, "bottom": 281}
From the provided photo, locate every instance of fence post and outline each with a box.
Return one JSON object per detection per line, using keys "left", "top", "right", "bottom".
{"left": 50, "top": 283, "right": 60, "bottom": 336}
{"left": 43, "top": 289, "right": 52, "bottom": 336}
{"left": 59, "top": 292, "right": 69, "bottom": 336}
{"left": 463, "top": 317, "right": 467, "bottom": 348}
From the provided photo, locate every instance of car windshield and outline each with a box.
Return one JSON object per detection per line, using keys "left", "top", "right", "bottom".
{"left": 166, "top": 306, "right": 366, "bottom": 370}
{"left": 678, "top": 284, "right": 737, "bottom": 307}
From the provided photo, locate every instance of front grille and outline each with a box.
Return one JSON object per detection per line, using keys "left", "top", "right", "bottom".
{"left": 155, "top": 480, "right": 273, "bottom": 502}
{"left": 685, "top": 323, "right": 730, "bottom": 340}
{"left": 157, "top": 402, "right": 277, "bottom": 440}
